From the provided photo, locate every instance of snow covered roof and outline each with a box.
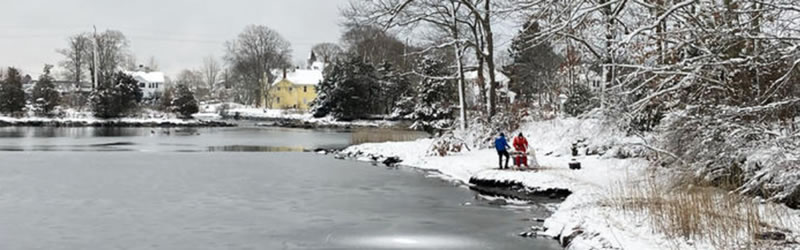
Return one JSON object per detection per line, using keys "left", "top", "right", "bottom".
{"left": 309, "top": 61, "right": 326, "bottom": 71}
{"left": 464, "top": 70, "right": 510, "bottom": 83}
{"left": 126, "top": 71, "right": 165, "bottom": 83}
{"left": 272, "top": 69, "right": 324, "bottom": 86}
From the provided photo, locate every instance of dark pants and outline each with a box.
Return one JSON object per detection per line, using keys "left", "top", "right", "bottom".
{"left": 497, "top": 150, "right": 510, "bottom": 169}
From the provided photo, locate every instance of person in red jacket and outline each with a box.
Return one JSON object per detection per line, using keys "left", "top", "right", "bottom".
{"left": 513, "top": 133, "right": 529, "bottom": 169}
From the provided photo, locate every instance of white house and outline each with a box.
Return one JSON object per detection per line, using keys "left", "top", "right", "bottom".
{"left": 127, "top": 71, "right": 166, "bottom": 99}
{"left": 463, "top": 70, "right": 514, "bottom": 107}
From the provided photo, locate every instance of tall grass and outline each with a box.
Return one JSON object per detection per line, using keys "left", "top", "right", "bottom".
{"left": 350, "top": 128, "right": 428, "bottom": 144}
{"left": 609, "top": 170, "right": 794, "bottom": 249}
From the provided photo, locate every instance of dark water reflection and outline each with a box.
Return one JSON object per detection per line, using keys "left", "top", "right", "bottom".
{"left": 207, "top": 145, "right": 305, "bottom": 152}
{"left": 0, "top": 126, "right": 425, "bottom": 152}
{"left": 0, "top": 127, "right": 156, "bottom": 138}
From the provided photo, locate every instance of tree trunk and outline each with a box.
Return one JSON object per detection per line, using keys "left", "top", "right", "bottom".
{"left": 483, "top": 0, "right": 497, "bottom": 119}
{"left": 452, "top": 1, "right": 469, "bottom": 130}
{"left": 600, "top": 0, "right": 614, "bottom": 109}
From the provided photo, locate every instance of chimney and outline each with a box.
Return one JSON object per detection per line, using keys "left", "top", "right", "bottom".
{"left": 282, "top": 68, "right": 287, "bottom": 79}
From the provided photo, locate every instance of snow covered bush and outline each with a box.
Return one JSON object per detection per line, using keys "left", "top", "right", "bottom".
{"left": 658, "top": 104, "right": 800, "bottom": 207}
{"left": 427, "top": 132, "right": 470, "bottom": 157}
{"left": 90, "top": 71, "right": 143, "bottom": 118}
{"left": 171, "top": 84, "right": 199, "bottom": 119}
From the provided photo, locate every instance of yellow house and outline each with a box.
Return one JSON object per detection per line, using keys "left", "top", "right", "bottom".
{"left": 263, "top": 68, "right": 323, "bottom": 111}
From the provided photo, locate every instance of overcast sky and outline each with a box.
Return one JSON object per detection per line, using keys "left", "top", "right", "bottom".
{"left": 0, "top": 0, "right": 350, "bottom": 78}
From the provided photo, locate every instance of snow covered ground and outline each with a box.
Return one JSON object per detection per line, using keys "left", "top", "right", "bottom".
{"left": 342, "top": 118, "right": 800, "bottom": 249}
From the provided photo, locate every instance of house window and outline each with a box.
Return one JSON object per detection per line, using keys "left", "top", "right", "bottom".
{"left": 288, "top": 87, "right": 293, "bottom": 92}
{"left": 277, "top": 87, "right": 281, "bottom": 91}
{"left": 303, "top": 86, "right": 307, "bottom": 92}
{"left": 139, "top": 83, "right": 145, "bottom": 88}
{"left": 276, "top": 97, "right": 280, "bottom": 103}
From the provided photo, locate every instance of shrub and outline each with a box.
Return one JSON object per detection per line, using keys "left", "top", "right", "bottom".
{"left": 171, "top": 84, "right": 199, "bottom": 119}
{"left": 91, "top": 71, "right": 142, "bottom": 118}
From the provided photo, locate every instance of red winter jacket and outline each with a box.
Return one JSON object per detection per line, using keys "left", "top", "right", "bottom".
{"left": 513, "top": 136, "right": 528, "bottom": 152}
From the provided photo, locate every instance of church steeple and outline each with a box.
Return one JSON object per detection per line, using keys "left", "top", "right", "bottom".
{"left": 307, "top": 51, "right": 318, "bottom": 69}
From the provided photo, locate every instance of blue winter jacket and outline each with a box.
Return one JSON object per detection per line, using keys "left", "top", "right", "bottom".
{"left": 494, "top": 136, "right": 509, "bottom": 152}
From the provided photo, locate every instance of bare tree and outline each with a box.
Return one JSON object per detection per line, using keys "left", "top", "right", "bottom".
{"left": 344, "top": 0, "right": 484, "bottom": 128}
{"left": 311, "top": 43, "right": 344, "bottom": 63}
{"left": 175, "top": 69, "right": 204, "bottom": 89}
{"left": 340, "top": 25, "right": 411, "bottom": 70}
{"left": 58, "top": 33, "right": 92, "bottom": 108}
{"left": 58, "top": 34, "right": 92, "bottom": 87}
{"left": 344, "top": 0, "right": 506, "bottom": 120}
{"left": 224, "top": 25, "right": 292, "bottom": 107}
{"left": 461, "top": 0, "right": 500, "bottom": 118}
{"left": 147, "top": 56, "right": 160, "bottom": 71}
{"left": 202, "top": 55, "right": 221, "bottom": 90}
{"left": 87, "top": 30, "right": 132, "bottom": 86}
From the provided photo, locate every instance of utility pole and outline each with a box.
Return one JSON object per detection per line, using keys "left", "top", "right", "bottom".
{"left": 92, "top": 25, "right": 99, "bottom": 89}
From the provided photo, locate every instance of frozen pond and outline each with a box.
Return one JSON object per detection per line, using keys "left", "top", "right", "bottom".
{"left": 0, "top": 126, "right": 561, "bottom": 249}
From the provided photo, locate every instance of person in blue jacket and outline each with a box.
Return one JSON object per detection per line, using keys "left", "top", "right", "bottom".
{"left": 494, "top": 133, "right": 511, "bottom": 170}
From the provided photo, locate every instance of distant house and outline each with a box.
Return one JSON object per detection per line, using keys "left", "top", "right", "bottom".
{"left": 463, "top": 70, "right": 514, "bottom": 107}
{"left": 126, "top": 70, "right": 166, "bottom": 99}
{"left": 261, "top": 52, "right": 325, "bottom": 111}
{"left": 579, "top": 70, "right": 603, "bottom": 91}
{"left": 264, "top": 68, "right": 323, "bottom": 111}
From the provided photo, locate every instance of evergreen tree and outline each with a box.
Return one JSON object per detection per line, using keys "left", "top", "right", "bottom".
{"left": 311, "top": 55, "right": 377, "bottom": 120}
{"left": 171, "top": 84, "right": 199, "bottom": 119}
{"left": 0, "top": 67, "right": 26, "bottom": 115}
{"left": 90, "top": 71, "right": 142, "bottom": 118}
{"left": 410, "top": 55, "right": 456, "bottom": 132}
{"left": 32, "top": 65, "right": 61, "bottom": 116}
{"left": 505, "top": 20, "right": 563, "bottom": 103}
{"left": 376, "top": 61, "right": 412, "bottom": 115}
{"left": 159, "top": 87, "right": 174, "bottom": 112}
{"left": 563, "top": 83, "right": 599, "bottom": 117}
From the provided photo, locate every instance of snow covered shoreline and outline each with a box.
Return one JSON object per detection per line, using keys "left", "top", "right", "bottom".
{"left": 338, "top": 117, "right": 800, "bottom": 250}
{"left": 198, "top": 104, "right": 409, "bottom": 129}
{"left": 338, "top": 118, "right": 658, "bottom": 249}
{"left": 341, "top": 141, "right": 652, "bottom": 249}
{"left": 0, "top": 116, "right": 235, "bottom": 127}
